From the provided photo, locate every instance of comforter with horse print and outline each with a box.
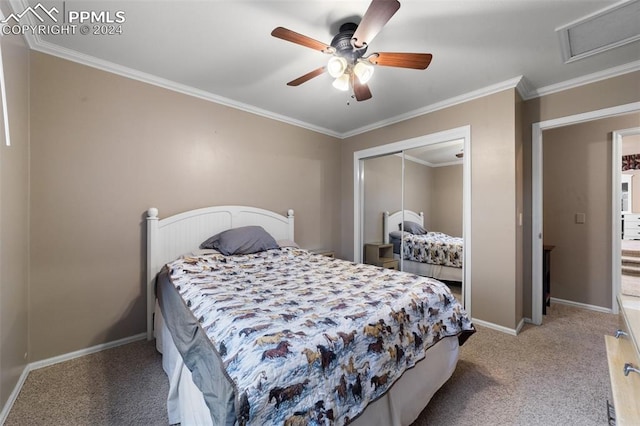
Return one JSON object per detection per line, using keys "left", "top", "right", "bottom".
{"left": 160, "top": 247, "right": 474, "bottom": 425}
{"left": 402, "top": 232, "right": 464, "bottom": 268}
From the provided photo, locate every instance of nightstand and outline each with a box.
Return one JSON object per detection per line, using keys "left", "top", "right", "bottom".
{"left": 364, "top": 243, "right": 398, "bottom": 270}
{"left": 310, "top": 249, "right": 335, "bottom": 258}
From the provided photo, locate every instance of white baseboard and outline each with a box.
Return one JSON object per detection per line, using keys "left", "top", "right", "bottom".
{"left": 0, "top": 365, "right": 30, "bottom": 425}
{"left": 28, "top": 332, "right": 146, "bottom": 371}
{"left": 471, "top": 317, "right": 520, "bottom": 336}
{"left": 524, "top": 298, "right": 613, "bottom": 326}
{"left": 550, "top": 297, "right": 613, "bottom": 314}
{"left": 0, "top": 333, "right": 146, "bottom": 424}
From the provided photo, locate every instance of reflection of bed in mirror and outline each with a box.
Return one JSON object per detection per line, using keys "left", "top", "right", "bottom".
{"left": 383, "top": 210, "right": 463, "bottom": 283}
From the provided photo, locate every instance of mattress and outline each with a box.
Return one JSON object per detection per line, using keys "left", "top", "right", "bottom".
{"left": 156, "top": 247, "right": 474, "bottom": 425}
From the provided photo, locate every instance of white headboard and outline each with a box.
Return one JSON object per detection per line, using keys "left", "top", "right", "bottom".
{"left": 146, "top": 206, "right": 294, "bottom": 340}
{"left": 382, "top": 210, "right": 424, "bottom": 244}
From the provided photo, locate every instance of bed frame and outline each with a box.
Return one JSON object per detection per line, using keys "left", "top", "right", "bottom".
{"left": 145, "top": 205, "right": 294, "bottom": 340}
{"left": 146, "top": 205, "right": 462, "bottom": 426}
{"left": 383, "top": 210, "right": 424, "bottom": 243}
{"left": 383, "top": 210, "right": 463, "bottom": 283}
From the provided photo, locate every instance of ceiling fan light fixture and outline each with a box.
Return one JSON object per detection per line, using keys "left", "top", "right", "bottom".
{"left": 272, "top": 0, "right": 431, "bottom": 102}
{"left": 353, "top": 60, "right": 374, "bottom": 84}
{"left": 327, "top": 56, "right": 348, "bottom": 78}
{"left": 332, "top": 73, "right": 350, "bottom": 91}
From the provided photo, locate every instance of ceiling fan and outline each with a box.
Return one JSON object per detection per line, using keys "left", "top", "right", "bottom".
{"left": 271, "top": 0, "right": 432, "bottom": 102}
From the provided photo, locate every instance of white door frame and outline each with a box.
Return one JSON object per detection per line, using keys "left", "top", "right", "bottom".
{"left": 614, "top": 126, "right": 640, "bottom": 306}
{"left": 354, "top": 125, "right": 472, "bottom": 313}
{"left": 531, "top": 102, "right": 640, "bottom": 325}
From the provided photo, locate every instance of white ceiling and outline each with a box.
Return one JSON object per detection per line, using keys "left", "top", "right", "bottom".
{"left": 8, "top": 0, "right": 640, "bottom": 138}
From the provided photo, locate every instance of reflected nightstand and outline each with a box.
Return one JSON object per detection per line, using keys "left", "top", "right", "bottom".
{"left": 364, "top": 243, "right": 398, "bottom": 270}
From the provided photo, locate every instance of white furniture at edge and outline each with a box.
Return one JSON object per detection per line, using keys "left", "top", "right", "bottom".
{"left": 623, "top": 213, "right": 640, "bottom": 240}
{"left": 605, "top": 294, "right": 640, "bottom": 424}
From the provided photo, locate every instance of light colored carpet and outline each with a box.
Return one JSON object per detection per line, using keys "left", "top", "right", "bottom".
{"left": 5, "top": 302, "right": 617, "bottom": 426}
{"left": 5, "top": 339, "right": 169, "bottom": 425}
{"left": 418, "top": 302, "right": 617, "bottom": 426}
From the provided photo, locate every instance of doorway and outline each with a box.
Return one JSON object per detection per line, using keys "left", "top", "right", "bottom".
{"left": 615, "top": 127, "right": 640, "bottom": 299}
{"left": 532, "top": 102, "right": 640, "bottom": 324}
{"left": 353, "top": 125, "right": 471, "bottom": 313}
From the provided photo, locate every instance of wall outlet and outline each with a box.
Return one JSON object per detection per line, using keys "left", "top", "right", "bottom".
{"left": 575, "top": 213, "right": 586, "bottom": 224}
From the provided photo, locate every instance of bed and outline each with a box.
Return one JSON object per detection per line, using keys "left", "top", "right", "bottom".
{"left": 147, "top": 205, "right": 474, "bottom": 426}
{"left": 383, "top": 210, "right": 463, "bottom": 283}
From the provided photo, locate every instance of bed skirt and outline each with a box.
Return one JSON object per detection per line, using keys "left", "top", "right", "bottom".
{"left": 394, "top": 254, "right": 463, "bottom": 283}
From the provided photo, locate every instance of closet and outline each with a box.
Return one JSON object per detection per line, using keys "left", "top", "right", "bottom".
{"left": 354, "top": 126, "right": 471, "bottom": 308}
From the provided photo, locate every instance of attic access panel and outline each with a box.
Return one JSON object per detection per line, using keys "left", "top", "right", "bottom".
{"left": 556, "top": 0, "right": 640, "bottom": 63}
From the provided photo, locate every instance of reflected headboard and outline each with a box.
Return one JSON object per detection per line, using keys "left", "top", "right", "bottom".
{"left": 145, "top": 205, "right": 295, "bottom": 340}
{"left": 383, "top": 210, "right": 424, "bottom": 244}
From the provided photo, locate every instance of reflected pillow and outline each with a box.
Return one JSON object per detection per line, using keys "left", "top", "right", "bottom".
{"left": 402, "top": 221, "right": 427, "bottom": 235}
{"left": 200, "top": 226, "right": 279, "bottom": 255}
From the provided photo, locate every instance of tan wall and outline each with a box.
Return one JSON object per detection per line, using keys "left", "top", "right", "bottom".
{"left": 0, "top": 34, "right": 30, "bottom": 408}
{"left": 362, "top": 155, "right": 404, "bottom": 244}
{"left": 515, "top": 92, "right": 524, "bottom": 322}
{"left": 342, "top": 89, "right": 519, "bottom": 329}
{"left": 362, "top": 155, "right": 432, "bottom": 245}
{"left": 632, "top": 172, "right": 640, "bottom": 213}
{"left": 628, "top": 171, "right": 640, "bottom": 213}
{"left": 621, "top": 134, "right": 640, "bottom": 155}
{"left": 430, "top": 164, "right": 463, "bottom": 237}
{"left": 522, "top": 72, "right": 640, "bottom": 318}
{"left": 362, "top": 156, "right": 462, "bottom": 248}
{"left": 543, "top": 114, "right": 640, "bottom": 309}
{"left": 404, "top": 160, "right": 434, "bottom": 228}
{"left": 28, "top": 52, "right": 342, "bottom": 361}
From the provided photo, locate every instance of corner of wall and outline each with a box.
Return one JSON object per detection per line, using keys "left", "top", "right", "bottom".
{"left": 0, "top": 30, "right": 31, "bottom": 419}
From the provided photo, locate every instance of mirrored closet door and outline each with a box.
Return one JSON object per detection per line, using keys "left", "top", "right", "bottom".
{"left": 362, "top": 153, "right": 403, "bottom": 271}
{"left": 399, "top": 144, "right": 464, "bottom": 299}
{"left": 355, "top": 130, "right": 469, "bottom": 307}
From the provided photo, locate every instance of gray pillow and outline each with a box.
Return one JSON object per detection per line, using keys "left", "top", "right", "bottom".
{"left": 199, "top": 226, "right": 279, "bottom": 255}
{"left": 402, "top": 221, "right": 427, "bottom": 235}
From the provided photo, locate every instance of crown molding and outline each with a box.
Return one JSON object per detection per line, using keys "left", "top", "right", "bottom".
{"left": 522, "top": 60, "right": 640, "bottom": 100}
{"left": 28, "top": 39, "right": 344, "bottom": 138}
{"left": 341, "top": 76, "right": 525, "bottom": 138}
{"left": 516, "top": 76, "right": 535, "bottom": 100}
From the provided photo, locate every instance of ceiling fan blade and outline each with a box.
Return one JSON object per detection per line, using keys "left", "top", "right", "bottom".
{"left": 271, "top": 27, "right": 333, "bottom": 53}
{"left": 352, "top": 0, "right": 401, "bottom": 48}
{"left": 287, "top": 67, "right": 326, "bottom": 86}
{"left": 369, "top": 52, "right": 433, "bottom": 69}
{"left": 352, "top": 75, "right": 373, "bottom": 101}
